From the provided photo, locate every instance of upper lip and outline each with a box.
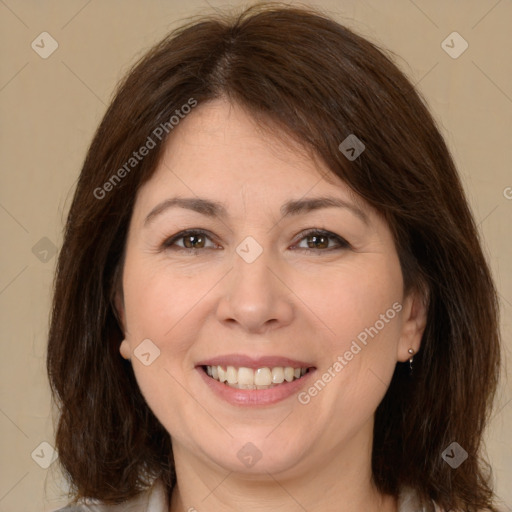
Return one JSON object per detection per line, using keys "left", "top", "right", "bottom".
{"left": 196, "top": 354, "right": 315, "bottom": 370}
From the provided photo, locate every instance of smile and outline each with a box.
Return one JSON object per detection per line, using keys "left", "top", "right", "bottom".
{"left": 195, "top": 355, "right": 316, "bottom": 405}
{"left": 203, "top": 365, "right": 310, "bottom": 389}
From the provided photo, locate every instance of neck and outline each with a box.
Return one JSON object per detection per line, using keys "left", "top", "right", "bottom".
{"left": 168, "top": 419, "right": 397, "bottom": 512}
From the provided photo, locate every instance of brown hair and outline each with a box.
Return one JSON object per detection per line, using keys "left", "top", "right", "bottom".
{"left": 47, "top": 3, "right": 501, "bottom": 510}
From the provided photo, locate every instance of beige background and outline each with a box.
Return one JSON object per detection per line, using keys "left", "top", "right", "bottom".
{"left": 0, "top": 1, "right": 511, "bottom": 510}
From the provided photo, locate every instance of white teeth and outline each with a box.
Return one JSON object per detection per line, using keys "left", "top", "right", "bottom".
{"left": 272, "top": 367, "right": 284, "bottom": 384}
{"left": 254, "top": 367, "right": 272, "bottom": 386}
{"left": 284, "top": 367, "right": 294, "bottom": 382}
{"left": 226, "top": 366, "right": 237, "bottom": 384}
{"left": 218, "top": 366, "right": 227, "bottom": 383}
{"left": 238, "top": 367, "right": 254, "bottom": 387}
{"left": 204, "top": 365, "right": 310, "bottom": 389}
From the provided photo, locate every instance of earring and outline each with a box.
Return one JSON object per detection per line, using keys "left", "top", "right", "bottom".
{"left": 408, "top": 348, "right": 415, "bottom": 375}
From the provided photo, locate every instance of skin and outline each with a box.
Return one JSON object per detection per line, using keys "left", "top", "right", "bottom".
{"left": 116, "top": 98, "right": 427, "bottom": 512}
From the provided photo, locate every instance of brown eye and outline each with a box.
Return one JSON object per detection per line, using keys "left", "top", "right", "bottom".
{"left": 182, "top": 233, "right": 206, "bottom": 249}
{"left": 163, "top": 229, "right": 217, "bottom": 251}
{"left": 305, "top": 233, "right": 329, "bottom": 249}
{"left": 294, "top": 229, "right": 350, "bottom": 252}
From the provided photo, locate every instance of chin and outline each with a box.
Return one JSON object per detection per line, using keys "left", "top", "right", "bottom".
{"left": 195, "top": 432, "right": 312, "bottom": 477}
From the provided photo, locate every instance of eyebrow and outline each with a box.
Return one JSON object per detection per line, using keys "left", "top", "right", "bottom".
{"left": 144, "top": 195, "right": 369, "bottom": 226}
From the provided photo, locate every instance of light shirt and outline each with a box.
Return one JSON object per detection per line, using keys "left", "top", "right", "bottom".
{"left": 53, "top": 478, "right": 441, "bottom": 511}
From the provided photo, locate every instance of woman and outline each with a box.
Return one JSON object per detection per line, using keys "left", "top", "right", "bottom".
{"left": 47, "top": 3, "right": 502, "bottom": 511}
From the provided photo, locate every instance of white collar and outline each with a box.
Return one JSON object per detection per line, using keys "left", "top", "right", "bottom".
{"left": 57, "top": 479, "right": 440, "bottom": 511}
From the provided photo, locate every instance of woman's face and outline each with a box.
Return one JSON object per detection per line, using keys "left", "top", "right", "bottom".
{"left": 117, "top": 98, "right": 424, "bottom": 478}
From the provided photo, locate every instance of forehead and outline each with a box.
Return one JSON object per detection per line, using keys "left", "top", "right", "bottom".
{"left": 133, "top": 98, "right": 368, "bottom": 220}
{"left": 164, "top": 99, "right": 325, "bottom": 179}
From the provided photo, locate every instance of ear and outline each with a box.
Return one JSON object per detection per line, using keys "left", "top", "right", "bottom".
{"left": 397, "top": 287, "right": 428, "bottom": 362}
{"left": 119, "top": 338, "right": 132, "bottom": 360}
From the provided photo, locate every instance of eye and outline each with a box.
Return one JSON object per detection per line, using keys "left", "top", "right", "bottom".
{"left": 162, "top": 229, "right": 219, "bottom": 252}
{"left": 161, "top": 228, "right": 350, "bottom": 254}
{"left": 292, "top": 228, "right": 350, "bottom": 253}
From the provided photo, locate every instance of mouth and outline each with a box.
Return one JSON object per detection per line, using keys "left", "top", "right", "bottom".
{"left": 195, "top": 355, "right": 316, "bottom": 406}
{"left": 201, "top": 365, "right": 313, "bottom": 390}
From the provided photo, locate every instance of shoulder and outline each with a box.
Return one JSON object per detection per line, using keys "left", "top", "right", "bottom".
{"left": 53, "top": 507, "right": 89, "bottom": 512}
{"left": 52, "top": 506, "right": 107, "bottom": 512}
{"left": 397, "top": 486, "right": 439, "bottom": 512}
{"left": 51, "top": 478, "right": 168, "bottom": 512}
{"left": 397, "top": 488, "right": 501, "bottom": 512}
{"left": 53, "top": 505, "right": 84, "bottom": 512}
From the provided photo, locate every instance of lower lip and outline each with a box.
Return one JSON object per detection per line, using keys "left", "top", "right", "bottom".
{"left": 196, "top": 367, "right": 316, "bottom": 406}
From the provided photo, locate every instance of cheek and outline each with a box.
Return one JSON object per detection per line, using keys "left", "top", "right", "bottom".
{"left": 300, "top": 257, "right": 403, "bottom": 411}
{"left": 122, "top": 258, "right": 201, "bottom": 344}
{"left": 121, "top": 262, "right": 198, "bottom": 409}
{"left": 121, "top": 262, "right": 199, "bottom": 435}
{"left": 299, "top": 258, "right": 402, "bottom": 350}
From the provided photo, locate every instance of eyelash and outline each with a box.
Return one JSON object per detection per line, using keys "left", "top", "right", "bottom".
{"left": 161, "top": 228, "right": 351, "bottom": 254}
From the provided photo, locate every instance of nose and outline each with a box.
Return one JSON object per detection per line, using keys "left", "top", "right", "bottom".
{"left": 215, "top": 245, "right": 295, "bottom": 335}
